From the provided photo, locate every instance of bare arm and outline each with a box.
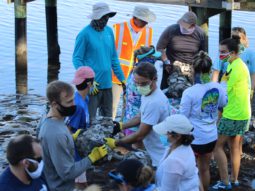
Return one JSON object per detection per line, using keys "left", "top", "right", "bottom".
{"left": 211, "top": 70, "right": 220, "bottom": 82}
{"left": 116, "top": 122, "right": 151, "bottom": 145}
{"left": 122, "top": 114, "right": 141, "bottom": 130}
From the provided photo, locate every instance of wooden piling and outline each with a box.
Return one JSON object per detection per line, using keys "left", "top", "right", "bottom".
{"left": 45, "top": 0, "right": 60, "bottom": 83}
{"left": 45, "top": 0, "right": 60, "bottom": 63}
{"left": 15, "top": 0, "right": 27, "bottom": 94}
{"left": 190, "top": 7, "right": 209, "bottom": 52}
{"left": 219, "top": 10, "right": 232, "bottom": 42}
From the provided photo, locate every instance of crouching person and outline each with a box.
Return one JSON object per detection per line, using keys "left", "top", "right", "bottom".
{"left": 105, "top": 62, "right": 170, "bottom": 167}
{"left": 38, "top": 81, "right": 107, "bottom": 191}
{"left": 0, "top": 135, "right": 48, "bottom": 191}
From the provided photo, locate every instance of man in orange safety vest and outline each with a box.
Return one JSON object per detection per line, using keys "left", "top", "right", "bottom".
{"left": 112, "top": 5, "right": 156, "bottom": 119}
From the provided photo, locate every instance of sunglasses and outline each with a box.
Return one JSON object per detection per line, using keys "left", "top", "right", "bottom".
{"left": 108, "top": 171, "right": 126, "bottom": 184}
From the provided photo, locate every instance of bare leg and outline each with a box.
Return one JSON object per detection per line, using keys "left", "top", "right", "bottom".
{"left": 197, "top": 153, "right": 212, "bottom": 191}
{"left": 213, "top": 135, "right": 229, "bottom": 184}
{"left": 229, "top": 135, "right": 242, "bottom": 182}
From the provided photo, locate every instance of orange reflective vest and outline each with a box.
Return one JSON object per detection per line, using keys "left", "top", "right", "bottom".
{"left": 112, "top": 21, "right": 153, "bottom": 84}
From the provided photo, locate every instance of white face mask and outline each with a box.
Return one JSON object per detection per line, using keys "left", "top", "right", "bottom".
{"left": 25, "top": 159, "right": 44, "bottom": 179}
{"left": 179, "top": 24, "right": 195, "bottom": 35}
{"left": 136, "top": 84, "right": 151, "bottom": 96}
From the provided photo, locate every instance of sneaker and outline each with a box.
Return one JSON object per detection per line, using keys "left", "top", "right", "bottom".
{"left": 212, "top": 181, "right": 232, "bottom": 190}
{"left": 231, "top": 180, "right": 240, "bottom": 187}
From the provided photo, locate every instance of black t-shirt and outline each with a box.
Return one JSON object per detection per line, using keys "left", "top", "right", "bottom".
{"left": 157, "top": 24, "right": 206, "bottom": 64}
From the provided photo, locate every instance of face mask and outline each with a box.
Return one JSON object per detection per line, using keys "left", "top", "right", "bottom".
{"left": 91, "top": 16, "right": 109, "bottom": 32}
{"left": 25, "top": 159, "right": 44, "bottom": 179}
{"left": 239, "top": 44, "right": 245, "bottom": 54}
{"left": 180, "top": 25, "right": 195, "bottom": 35}
{"left": 136, "top": 84, "right": 151, "bottom": 96}
{"left": 57, "top": 102, "right": 76, "bottom": 116}
{"left": 219, "top": 52, "right": 230, "bottom": 62}
{"left": 76, "top": 78, "right": 94, "bottom": 91}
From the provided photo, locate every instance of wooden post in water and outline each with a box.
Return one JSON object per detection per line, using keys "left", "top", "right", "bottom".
{"left": 45, "top": 0, "right": 60, "bottom": 83}
{"left": 219, "top": 10, "right": 232, "bottom": 42}
{"left": 15, "top": 0, "right": 27, "bottom": 94}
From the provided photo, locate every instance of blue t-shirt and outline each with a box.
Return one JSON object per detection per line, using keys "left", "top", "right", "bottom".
{"left": 66, "top": 92, "right": 89, "bottom": 133}
{"left": 0, "top": 167, "right": 48, "bottom": 191}
{"left": 213, "top": 47, "right": 255, "bottom": 75}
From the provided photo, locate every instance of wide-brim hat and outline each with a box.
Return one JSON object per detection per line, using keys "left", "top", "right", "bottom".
{"left": 132, "top": 5, "right": 156, "bottom": 23}
{"left": 88, "top": 2, "right": 116, "bottom": 20}
{"left": 153, "top": 114, "right": 193, "bottom": 135}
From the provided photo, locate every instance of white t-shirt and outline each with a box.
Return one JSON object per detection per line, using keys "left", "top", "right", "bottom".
{"left": 180, "top": 82, "right": 227, "bottom": 145}
{"left": 140, "top": 88, "right": 170, "bottom": 167}
{"left": 156, "top": 145, "right": 200, "bottom": 191}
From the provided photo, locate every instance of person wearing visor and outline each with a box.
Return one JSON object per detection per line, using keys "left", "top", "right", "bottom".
{"left": 157, "top": 11, "right": 206, "bottom": 90}
{"left": 65, "top": 66, "right": 95, "bottom": 189}
{"left": 112, "top": 5, "right": 156, "bottom": 120}
{"left": 108, "top": 159, "right": 156, "bottom": 191}
{"left": 0, "top": 135, "right": 48, "bottom": 191}
{"left": 153, "top": 114, "right": 200, "bottom": 191}
{"left": 38, "top": 81, "right": 108, "bottom": 191}
{"left": 105, "top": 62, "right": 169, "bottom": 167}
{"left": 123, "top": 46, "right": 162, "bottom": 138}
{"left": 73, "top": 2, "right": 125, "bottom": 124}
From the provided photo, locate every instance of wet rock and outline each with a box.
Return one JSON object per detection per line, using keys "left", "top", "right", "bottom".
{"left": 75, "top": 116, "right": 151, "bottom": 166}
{"left": 2, "top": 114, "right": 15, "bottom": 121}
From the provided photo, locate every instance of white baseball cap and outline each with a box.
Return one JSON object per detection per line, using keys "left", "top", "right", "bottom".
{"left": 132, "top": 5, "right": 156, "bottom": 23}
{"left": 88, "top": 2, "right": 116, "bottom": 20}
{"left": 153, "top": 114, "right": 193, "bottom": 135}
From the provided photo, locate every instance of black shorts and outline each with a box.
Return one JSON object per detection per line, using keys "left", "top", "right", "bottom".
{"left": 191, "top": 140, "right": 217, "bottom": 155}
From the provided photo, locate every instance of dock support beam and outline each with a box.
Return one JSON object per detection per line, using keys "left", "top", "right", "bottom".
{"left": 15, "top": 0, "right": 27, "bottom": 94}
{"left": 45, "top": 0, "right": 60, "bottom": 83}
{"left": 219, "top": 10, "right": 232, "bottom": 42}
{"left": 190, "top": 7, "right": 209, "bottom": 52}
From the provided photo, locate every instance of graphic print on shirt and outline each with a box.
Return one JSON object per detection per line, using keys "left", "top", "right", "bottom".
{"left": 201, "top": 88, "right": 219, "bottom": 121}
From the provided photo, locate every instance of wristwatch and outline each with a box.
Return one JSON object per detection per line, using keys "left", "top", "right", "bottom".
{"left": 163, "top": 59, "right": 171, "bottom": 65}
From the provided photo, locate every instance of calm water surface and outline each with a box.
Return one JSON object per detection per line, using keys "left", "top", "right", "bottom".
{"left": 1, "top": 0, "right": 255, "bottom": 95}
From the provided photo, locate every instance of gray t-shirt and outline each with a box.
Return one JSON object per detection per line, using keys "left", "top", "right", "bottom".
{"left": 38, "top": 117, "right": 91, "bottom": 191}
{"left": 141, "top": 88, "right": 170, "bottom": 167}
{"left": 157, "top": 24, "right": 206, "bottom": 64}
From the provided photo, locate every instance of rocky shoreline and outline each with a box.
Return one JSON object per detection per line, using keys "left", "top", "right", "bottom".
{"left": 0, "top": 94, "right": 255, "bottom": 190}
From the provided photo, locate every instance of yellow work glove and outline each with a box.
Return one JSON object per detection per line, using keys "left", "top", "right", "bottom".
{"left": 104, "top": 138, "right": 116, "bottom": 149}
{"left": 89, "top": 81, "right": 100, "bottom": 96}
{"left": 72, "top": 129, "right": 82, "bottom": 141}
{"left": 88, "top": 145, "right": 108, "bottom": 163}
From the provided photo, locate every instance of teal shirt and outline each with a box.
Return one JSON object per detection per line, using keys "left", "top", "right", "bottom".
{"left": 73, "top": 25, "right": 124, "bottom": 89}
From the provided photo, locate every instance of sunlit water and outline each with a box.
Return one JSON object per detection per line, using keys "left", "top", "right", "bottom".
{"left": 1, "top": 0, "right": 255, "bottom": 95}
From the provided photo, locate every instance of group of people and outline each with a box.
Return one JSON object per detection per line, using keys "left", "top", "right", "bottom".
{"left": 0, "top": 1, "right": 254, "bottom": 191}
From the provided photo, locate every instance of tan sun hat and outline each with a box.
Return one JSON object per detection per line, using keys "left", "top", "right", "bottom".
{"left": 88, "top": 2, "right": 116, "bottom": 20}
{"left": 132, "top": 5, "right": 156, "bottom": 23}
